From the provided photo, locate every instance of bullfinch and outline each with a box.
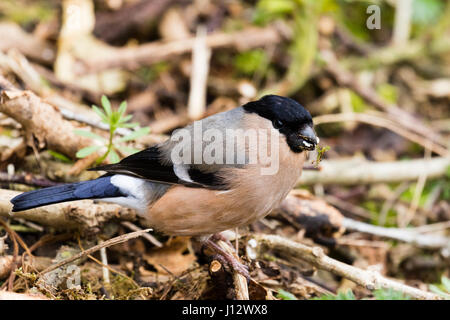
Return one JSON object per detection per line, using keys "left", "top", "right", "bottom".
{"left": 10, "top": 94, "right": 318, "bottom": 277}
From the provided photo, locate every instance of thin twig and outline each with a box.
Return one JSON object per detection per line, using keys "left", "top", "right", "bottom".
{"left": 322, "top": 50, "right": 447, "bottom": 148}
{"left": 0, "top": 172, "right": 61, "bottom": 188}
{"left": 342, "top": 218, "right": 450, "bottom": 250}
{"left": 120, "top": 221, "right": 162, "bottom": 247}
{"left": 99, "top": 241, "right": 110, "bottom": 286}
{"left": 254, "top": 234, "right": 441, "bottom": 300}
{"left": 0, "top": 220, "right": 18, "bottom": 291}
{"left": 41, "top": 229, "right": 152, "bottom": 275}
{"left": 403, "top": 146, "right": 431, "bottom": 227}
{"left": 313, "top": 112, "right": 449, "bottom": 157}
{"left": 298, "top": 157, "right": 450, "bottom": 186}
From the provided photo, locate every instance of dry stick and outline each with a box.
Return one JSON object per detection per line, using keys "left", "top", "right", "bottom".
{"left": 0, "top": 255, "right": 52, "bottom": 280}
{"left": 403, "top": 146, "right": 431, "bottom": 227}
{"left": 82, "top": 26, "right": 283, "bottom": 73}
{"left": 254, "top": 234, "right": 441, "bottom": 300}
{"left": 413, "top": 221, "right": 450, "bottom": 234}
{"left": 121, "top": 221, "right": 162, "bottom": 247}
{"left": 297, "top": 157, "right": 450, "bottom": 186}
{"left": 99, "top": 241, "right": 110, "bottom": 286}
{"left": 209, "top": 260, "right": 223, "bottom": 274}
{"left": 216, "top": 240, "right": 249, "bottom": 300}
{"left": 0, "top": 77, "right": 93, "bottom": 159}
{"left": 313, "top": 112, "right": 449, "bottom": 157}
{"left": 324, "top": 195, "right": 371, "bottom": 220}
{"left": 341, "top": 218, "right": 450, "bottom": 250}
{"left": 0, "top": 220, "right": 18, "bottom": 291}
{"left": 76, "top": 236, "right": 139, "bottom": 288}
{"left": 0, "top": 218, "right": 33, "bottom": 257}
{"left": 0, "top": 50, "right": 134, "bottom": 138}
{"left": 322, "top": 50, "right": 447, "bottom": 148}
{"left": 0, "top": 172, "right": 61, "bottom": 188}
{"left": 392, "top": 0, "right": 413, "bottom": 46}
{"left": 1, "top": 188, "right": 137, "bottom": 231}
{"left": 94, "top": 0, "right": 175, "bottom": 42}
{"left": 187, "top": 25, "right": 211, "bottom": 120}
{"left": 41, "top": 229, "right": 152, "bottom": 275}
{"left": 0, "top": 22, "right": 55, "bottom": 65}
{"left": 379, "top": 182, "right": 411, "bottom": 227}
{"left": 0, "top": 291, "right": 48, "bottom": 300}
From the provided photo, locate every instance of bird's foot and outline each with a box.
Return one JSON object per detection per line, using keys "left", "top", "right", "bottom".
{"left": 204, "top": 238, "right": 250, "bottom": 281}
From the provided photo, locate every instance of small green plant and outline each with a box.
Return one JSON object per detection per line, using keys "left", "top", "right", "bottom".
{"left": 276, "top": 289, "right": 297, "bottom": 300}
{"left": 312, "top": 288, "right": 411, "bottom": 300}
{"left": 373, "top": 288, "right": 410, "bottom": 300}
{"left": 312, "top": 289, "right": 356, "bottom": 300}
{"left": 47, "top": 150, "right": 72, "bottom": 163}
{"left": 429, "top": 276, "right": 450, "bottom": 299}
{"left": 234, "top": 49, "right": 269, "bottom": 76}
{"left": 74, "top": 95, "right": 150, "bottom": 164}
{"left": 314, "top": 145, "right": 330, "bottom": 167}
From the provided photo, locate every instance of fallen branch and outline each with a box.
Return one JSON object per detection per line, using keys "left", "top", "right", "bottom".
{"left": 0, "top": 291, "right": 48, "bottom": 300}
{"left": 298, "top": 157, "right": 450, "bottom": 186}
{"left": 0, "top": 48, "right": 134, "bottom": 139}
{"left": 0, "top": 189, "right": 136, "bottom": 231}
{"left": 82, "top": 26, "right": 284, "bottom": 74}
{"left": 342, "top": 218, "right": 450, "bottom": 250}
{"left": 94, "top": 0, "right": 175, "bottom": 42}
{"left": 0, "top": 172, "right": 61, "bottom": 188}
{"left": 0, "top": 22, "right": 55, "bottom": 65}
{"left": 253, "top": 234, "right": 441, "bottom": 300}
{"left": 271, "top": 192, "right": 345, "bottom": 242}
{"left": 0, "top": 76, "right": 93, "bottom": 159}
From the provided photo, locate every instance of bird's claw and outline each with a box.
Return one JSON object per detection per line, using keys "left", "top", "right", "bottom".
{"left": 211, "top": 253, "right": 250, "bottom": 281}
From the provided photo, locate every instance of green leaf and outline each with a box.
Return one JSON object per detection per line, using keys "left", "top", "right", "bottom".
{"left": 73, "top": 129, "right": 106, "bottom": 141}
{"left": 276, "top": 289, "right": 297, "bottom": 300}
{"left": 76, "top": 145, "right": 101, "bottom": 158}
{"left": 108, "top": 149, "right": 120, "bottom": 163}
{"left": 117, "top": 145, "right": 140, "bottom": 154}
{"left": 120, "top": 122, "right": 140, "bottom": 128}
{"left": 47, "top": 150, "right": 72, "bottom": 163}
{"left": 118, "top": 101, "right": 127, "bottom": 117}
{"left": 118, "top": 127, "right": 150, "bottom": 142}
{"left": 429, "top": 285, "right": 450, "bottom": 299}
{"left": 234, "top": 49, "right": 268, "bottom": 76}
{"left": 253, "top": 0, "right": 295, "bottom": 25}
{"left": 373, "top": 288, "right": 410, "bottom": 300}
{"left": 118, "top": 114, "right": 133, "bottom": 124}
{"left": 101, "top": 95, "right": 112, "bottom": 117}
{"left": 412, "top": 0, "right": 443, "bottom": 25}
{"left": 312, "top": 289, "right": 356, "bottom": 300}
{"left": 442, "top": 276, "right": 450, "bottom": 292}
{"left": 92, "top": 105, "right": 107, "bottom": 122}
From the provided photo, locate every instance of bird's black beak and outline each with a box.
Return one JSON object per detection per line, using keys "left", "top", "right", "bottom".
{"left": 298, "top": 125, "right": 318, "bottom": 151}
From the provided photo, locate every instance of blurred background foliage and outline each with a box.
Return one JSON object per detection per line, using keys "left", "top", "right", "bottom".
{"left": 0, "top": 0, "right": 449, "bottom": 300}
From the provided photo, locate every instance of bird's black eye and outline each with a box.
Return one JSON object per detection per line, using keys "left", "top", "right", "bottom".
{"left": 273, "top": 119, "right": 284, "bottom": 129}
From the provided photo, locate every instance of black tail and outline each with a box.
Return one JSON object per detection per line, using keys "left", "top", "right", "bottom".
{"left": 11, "top": 176, "right": 125, "bottom": 212}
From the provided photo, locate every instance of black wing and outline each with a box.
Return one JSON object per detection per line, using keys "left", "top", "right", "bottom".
{"left": 90, "top": 146, "right": 230, "bottom": 190}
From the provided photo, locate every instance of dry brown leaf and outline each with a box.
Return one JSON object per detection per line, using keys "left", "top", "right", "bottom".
{"left": 144, "top": 236, "right": 196, "bottom": 276}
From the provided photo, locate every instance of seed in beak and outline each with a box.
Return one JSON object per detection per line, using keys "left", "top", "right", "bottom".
{"left": 302, "top": 141, "right": 312, "bottom": 148}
